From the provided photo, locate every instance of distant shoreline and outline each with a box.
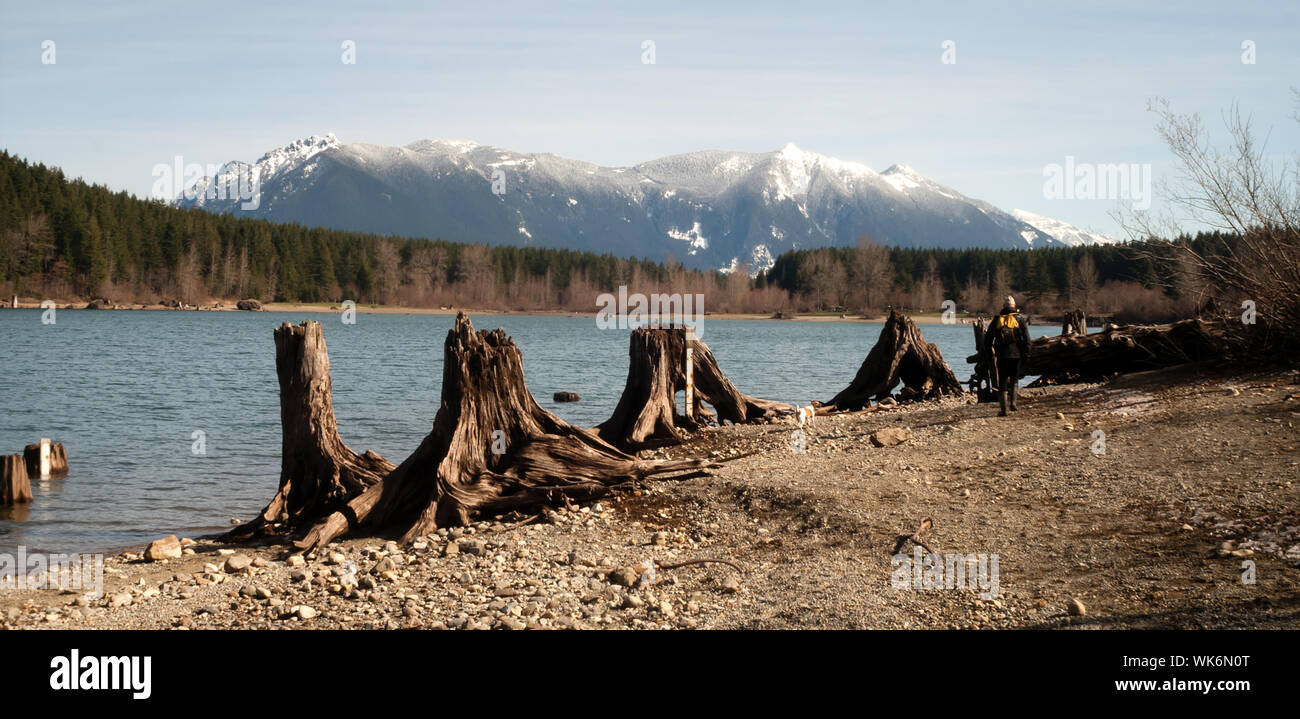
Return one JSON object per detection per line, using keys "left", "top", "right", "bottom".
{"left": 1, "top": 298, "right": 985, "bottom": 325}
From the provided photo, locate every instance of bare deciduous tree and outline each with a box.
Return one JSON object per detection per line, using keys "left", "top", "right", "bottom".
{"left": 1122, "top": 96, "right": 1300, "bottom": 351}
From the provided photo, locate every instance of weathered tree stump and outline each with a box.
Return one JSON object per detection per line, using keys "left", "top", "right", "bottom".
{"left": 821, "top": 310, "right": 964, "bottom": 411}
{"left": 23, "top": 439, "right": 68, "bottom": 479}
{"left": 1, "top": 455, "right": 32, "bottom": 505}
{"left": 1062, "top": 309, "right": 1087, "bottom": 336}
{"left": 966, "top": 318, "right": 999, "bottom": 403}
{"left": 553, "top": 392, "right": 580, "bottom": 402}
{"left": 596, "top": 326, "right": 792, "bottom": 451}
{"left": 966, "top": 319, "right": 1226, "bottom": 385}
{"left": 294, "top": 314, "right": 714, "bottom": 553}
{"left": 222, "top": 321, "right": 393, "bottom": 542}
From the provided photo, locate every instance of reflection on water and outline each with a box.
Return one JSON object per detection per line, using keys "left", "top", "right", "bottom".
{"left": 0, "top": 309, "right": 1051, "bottom": 554}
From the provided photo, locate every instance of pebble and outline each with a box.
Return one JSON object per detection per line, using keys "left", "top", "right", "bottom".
{"left": 607, "top": 567, "right": 639, "bottom": 587}
{"left": 224, "top": 555, "right": 252, "bottom": 573}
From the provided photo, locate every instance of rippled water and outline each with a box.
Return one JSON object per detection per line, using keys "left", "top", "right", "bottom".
{"left": 0, "top": 309, "right": 1052, "bottom": 554}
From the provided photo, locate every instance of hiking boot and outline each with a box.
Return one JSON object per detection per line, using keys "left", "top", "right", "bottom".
{"left": 998, "top": 391, "right": 1008, "bottom": 417}
{"left": 1009, "top": 384, "right": 1018, "bottom": 411}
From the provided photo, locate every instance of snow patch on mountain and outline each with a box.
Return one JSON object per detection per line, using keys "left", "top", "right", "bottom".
{"left": 667, "top": 222, "right": 709, "bottom": 254}
{"left": 1012, "top": 209, "right": 1115, "bottom": 247}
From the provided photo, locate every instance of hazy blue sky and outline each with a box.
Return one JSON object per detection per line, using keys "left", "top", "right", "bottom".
{"left": 1, "top": 0, "right": 1296, "bottom": 238}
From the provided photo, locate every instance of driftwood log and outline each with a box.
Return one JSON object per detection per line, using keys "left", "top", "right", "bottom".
{"left": 222, "top": 321, "right": 393, "bottom": 541}
{"left": 965, "top": 319, "right": 1226, "bottom": 384}
{"left": 1, "top": 455, "right": 32, "bottom": 505}
{"left": 293, "top": 314, "right": 714, "bottom": 552}
{"left": 821, "top": 310, "right": 964, "bottom": 411}
{"left": 596, "top": 327, "right": 792, "bottom": 451}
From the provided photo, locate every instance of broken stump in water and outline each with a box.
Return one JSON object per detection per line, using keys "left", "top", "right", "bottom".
{"left": 292, "top": 314, "right": 714, "bottom": 553}
{"left": 1061, "top": 309, "right": 1087, "bottom": 336}
{"left": 821, "top": 310, "right": 964, "bottom": 412}
{"left": 596, "top": 326, "right": 792, "bottom": 452}
{"left": 222, "top": 321, "right": 393, "bottom": 542}
{"left": 1, "top": 455, "right": 32, "bottom": 505}
{"left": 553, "top": 392, "right": 580, "bottom": 402}
{"left": 23, "top": 438, "right": 68, "bottom": 479}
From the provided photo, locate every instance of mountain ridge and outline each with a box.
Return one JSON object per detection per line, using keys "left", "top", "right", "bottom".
{"left": 176, "top": 134, "right": 1115, "bottom": 272}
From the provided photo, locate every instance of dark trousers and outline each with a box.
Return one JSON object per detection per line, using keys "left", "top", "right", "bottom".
{"left": 997, "top": 358, "right": 1020, "bottom": 391}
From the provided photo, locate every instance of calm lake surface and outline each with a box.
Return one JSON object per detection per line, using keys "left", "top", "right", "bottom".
{"left": 0, "top": 309, "right": 1053, "bottom": 554}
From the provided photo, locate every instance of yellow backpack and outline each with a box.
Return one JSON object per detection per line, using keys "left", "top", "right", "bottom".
{"left": 994, "top": 313, "right": 1020, "bottom": 345}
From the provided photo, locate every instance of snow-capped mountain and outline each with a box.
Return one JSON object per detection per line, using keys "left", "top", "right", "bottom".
{"left": 184, "top": 134, "right": 339, "bottom": 209}
{"left": 1011, "top": 209, "right": 1115, "bottom": 247}
{"left": 175, "top": 134, "right": 1099, "bottom": 271}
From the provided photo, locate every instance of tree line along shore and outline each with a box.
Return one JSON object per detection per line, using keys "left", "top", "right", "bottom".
{"left": 0, "top": 149, "right": 1232, "bottom": 327}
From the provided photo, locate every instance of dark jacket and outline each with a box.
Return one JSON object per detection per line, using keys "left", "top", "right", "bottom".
{"left": 985, "top": 308, "right": 1031, "bottom": 360}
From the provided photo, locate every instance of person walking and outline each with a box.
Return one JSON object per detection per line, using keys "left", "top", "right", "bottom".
{"left": 984, "top": 296, "right": 1031, "bottom": 416}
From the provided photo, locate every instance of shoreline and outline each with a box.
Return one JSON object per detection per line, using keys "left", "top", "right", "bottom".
{"left": 1, "top": 298, "right": 986, "bottom": 325}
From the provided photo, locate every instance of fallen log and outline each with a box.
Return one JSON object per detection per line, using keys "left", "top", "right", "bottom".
{"left": 821, "top": 310, "right": 964, "bottom": 411}
{"left": 596, "top": 326, "right": 792, "bottom": 451}
{"left": 222, "top": 321, "right": 393, "bottom": 542}
{"left": 294, "top": 314, "right": 713, "bottom": 552}
{"left": 1, "top": 455, "right": 32, "bottom": 506}
{"left": 964, "top": 318, "right": 1227, "bottom": 384}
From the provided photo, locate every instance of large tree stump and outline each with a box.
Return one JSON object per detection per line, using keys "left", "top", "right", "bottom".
{"left": 23, "top": 439, "right": 68, "bottom": 479}
{"left": 1, "top": 455, "right": 32, "bottom": 505}
{"left": 965, "top": 319, "right": 1226, "bottom": 384}
{"left": 223, "top": 321, "right": 393, "bottom": 541}
{"left": 596, "top": 326, "right": 792, "bottom": 451}
{"left": 294, "top": 314, "right": 713, "bottom": 552}
{"left": 822, "top": 310, "right": 964, "bottom": 411}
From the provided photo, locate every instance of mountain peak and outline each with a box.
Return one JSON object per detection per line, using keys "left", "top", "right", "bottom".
{"left": 252, "top": 133, "right": 339, "bottom": 173}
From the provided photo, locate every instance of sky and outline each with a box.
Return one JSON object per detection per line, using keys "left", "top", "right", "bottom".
{"left": 0, "top": 0, "right": 1296, "bottom": 239}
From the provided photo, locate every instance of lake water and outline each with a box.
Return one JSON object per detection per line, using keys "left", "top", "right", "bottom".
{"left": 0, "top": 309, "right": 1053, "bottom": 555}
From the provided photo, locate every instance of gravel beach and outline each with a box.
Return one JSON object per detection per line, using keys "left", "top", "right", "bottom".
{"left": 4, "top": 365, "right": 1297, "bottom": 630}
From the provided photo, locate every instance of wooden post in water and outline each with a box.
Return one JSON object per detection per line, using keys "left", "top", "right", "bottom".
{"left": 683, "top": 328, "right": 695, "bottom": 420}
{"left": 23, "top": 438, "right": 68, "bottom": 479}
{"left": 1, "top": 455, "right": 32, "bottom": 505}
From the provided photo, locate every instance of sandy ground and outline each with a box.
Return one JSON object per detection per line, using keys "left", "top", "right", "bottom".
{"left": 3, "top": 365, "right": 1296, "bottom": 630}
